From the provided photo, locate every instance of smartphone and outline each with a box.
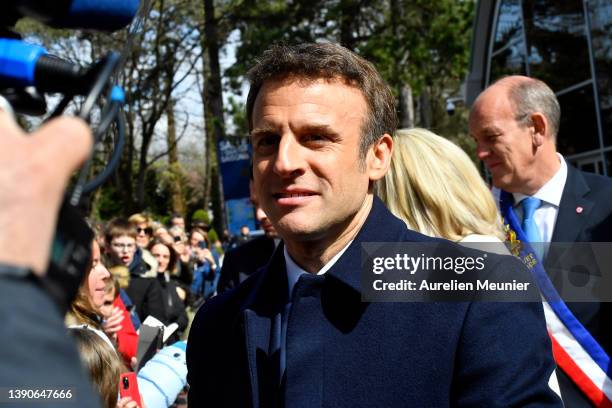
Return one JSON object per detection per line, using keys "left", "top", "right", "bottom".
{"left": 198, "top": 240, "right": 207, "bottom": 249}
{"left": 119, "top": 372, "right": 142, "bottom": 406}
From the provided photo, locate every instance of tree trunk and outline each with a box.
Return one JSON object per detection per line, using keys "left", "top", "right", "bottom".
{"left": 119, "top": 108, "right": 136, "bottom": 215}
{"left": 166, "top": 98, "right": 186, "bottom": 215}
{"left": 398, "top": 84, "right": 414, "bottom": 129}
{"left": 419, "top": 87, "right": 432, "bottom": 129}
{"left": 390, "top": 0, "right": 413, "bottom": 129}
{"left": 201, "top": 0, "right": 226, "bottom": 234}
{"left": 200, "top": 53, "right": 212, "bottom": 222}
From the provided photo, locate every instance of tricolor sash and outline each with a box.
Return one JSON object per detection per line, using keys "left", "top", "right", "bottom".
{"left": 500, "top": 190, "right": 612, "bottom": 407}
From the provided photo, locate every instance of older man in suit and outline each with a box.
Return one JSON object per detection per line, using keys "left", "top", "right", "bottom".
{"left": 470, "top": 75, "right": 612, "bottom": 407}
{"left": 187, "top": 43, "right": 561, "bottom": 407}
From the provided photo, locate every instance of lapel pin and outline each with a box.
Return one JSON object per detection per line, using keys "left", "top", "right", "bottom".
{"left": 576, "top": 206, "right": 583, "bottom": 214}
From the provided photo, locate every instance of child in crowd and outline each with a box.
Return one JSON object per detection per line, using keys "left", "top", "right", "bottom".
{"left": 100, "top": 276, "right": 138, "bottom": 367}
{"left": 105, "top": 219, "right": 166, "bottom": 323}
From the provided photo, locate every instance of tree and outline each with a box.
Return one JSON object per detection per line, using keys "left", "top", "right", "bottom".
{"left": 165, "top": 98, "right": 187, "bottom": 214}
{"left": 200, "top": 0, "right": 228, "bottom": 234}
{"left": 224, "top": 0, "right": 475, "bottom": 147}
{"left": 119, "top": 0, "right": 203, "bottom": 212}
{"left": 15, "top": 0, "right": 207, "bottom": 218}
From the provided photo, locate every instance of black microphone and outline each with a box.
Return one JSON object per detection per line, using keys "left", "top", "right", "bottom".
{"left": 9, "top": 0, "right": 141, "bottom": 32}
{"left": 0, "top": 39, "right": 91, "bottom": 95}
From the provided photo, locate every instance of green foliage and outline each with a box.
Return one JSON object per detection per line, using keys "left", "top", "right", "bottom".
{"left": 142, "top": 164, "right": 173, "bottom": 217}
{"left": 208, "top": 228, "right": 219, "bottom": 243}
{"left": 225, "top": 0, "right": 476, "bottom": 142}
{"left": 94, "top": 186, "right": 125, "bottom": 220}
{"left": 192, "top": 209, "right": 210, "bottom": 224}
{"left": 158, "top": 214, "right": 171, "bottom": 226}
{"left": 225, "top": 96, "right": 249, "bottom": 136}
{"left": 13, "top": 0, "right": 480, "bottom": 218}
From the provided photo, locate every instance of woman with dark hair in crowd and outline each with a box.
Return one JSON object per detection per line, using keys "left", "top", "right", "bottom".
{"left": 149, "top": 239, "right": 188, "bottom": 339}
{"left": 66, "top": 241, "right": 135, "bottom": 363}
{"left": 66, "top": 241, "right": 121, "bottom": 332}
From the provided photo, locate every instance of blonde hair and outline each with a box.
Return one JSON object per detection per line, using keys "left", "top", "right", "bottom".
{"left": 109, "top": 265, "right": 130, "bottom": 289}
{"left": 70, "top": 327, "right": 125, "bottom": 408}
{"left": 104, "top": 275, "right": 119, "bottom": 299}
{"left": 375, "top": 128, "right": 505, "bottom": 241}
{"left": 128, "top": 213, "right": 151, "bottom": 226}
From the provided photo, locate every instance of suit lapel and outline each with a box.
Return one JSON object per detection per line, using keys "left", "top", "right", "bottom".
{"left": 242, "top": 309, "right": 269, "bottom": 408}
{"left": 327, "top": 196, "right": 430, "bottom": 292}
{"left": 551, "top": 165, "right": 593, "bottom": 244}
{"left": 241, "top": 245, "right": 288, "bottom": 408}
{"left": 243, "top": 197, "right": 427, "bottom": 406}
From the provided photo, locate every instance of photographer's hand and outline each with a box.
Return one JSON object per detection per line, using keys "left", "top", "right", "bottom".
{"left": 0, "top": 112, "right": 92, "bottom": 276}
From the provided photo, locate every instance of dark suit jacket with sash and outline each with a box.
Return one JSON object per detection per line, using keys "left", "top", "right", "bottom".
{"left": 187, "top": 197, "right": 561, "bottom": 407}
{"left": 544, "top": 164, "right": 612, "bottom": 407}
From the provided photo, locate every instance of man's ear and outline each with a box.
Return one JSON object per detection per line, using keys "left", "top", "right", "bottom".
{"left": 531, "top": 112, "right": 548, "bottom": 147}
{"left": 367, "top": 133, "right": 393, "bottom": 181}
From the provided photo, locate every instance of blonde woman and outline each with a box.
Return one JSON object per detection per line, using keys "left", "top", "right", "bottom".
{"left": 377, "top": 128, "right": 561, "bottom": 395}
{"left": 375, "top": 128, "right": 505, "bottom": 243}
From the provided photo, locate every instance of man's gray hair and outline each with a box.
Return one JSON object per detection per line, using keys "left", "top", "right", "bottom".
{"left": 505, "top": 77, "right": 561, "bottom": 138}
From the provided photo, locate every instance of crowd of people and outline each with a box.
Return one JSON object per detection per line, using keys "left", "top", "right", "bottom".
{"left": 2, "top": 41, "right": 611, "bottom": 408}
{"left": 64, "top": 212, "right": 247, "bottom": 407}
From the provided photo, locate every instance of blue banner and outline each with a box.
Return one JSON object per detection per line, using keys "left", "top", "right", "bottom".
{"left": 225, "top": 197, "right": 256, "bottom": 235}
{"left": 217, "top": 137, "right": 251, "bottom": 200}
{"left": 217, "top": 137, "right": 254, "bottom": 234}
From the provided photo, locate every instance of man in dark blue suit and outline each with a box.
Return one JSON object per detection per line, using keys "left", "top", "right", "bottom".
{"left": 187, "top": 43, "right": 561, "bottom": 407}
{"left": 470, "top": 75, "right": 612, "bottom": 407}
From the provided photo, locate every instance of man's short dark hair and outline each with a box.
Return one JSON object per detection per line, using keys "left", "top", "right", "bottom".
{"left": 246, "top": 42, "right": 398, "bottom": 160}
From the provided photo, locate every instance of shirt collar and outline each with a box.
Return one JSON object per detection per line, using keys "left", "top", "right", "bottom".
{"left": 284, "top": 240, "right": 353, "bottom": 297}
{"left": 513, "top": 153, "right": 567, "bottom": 207}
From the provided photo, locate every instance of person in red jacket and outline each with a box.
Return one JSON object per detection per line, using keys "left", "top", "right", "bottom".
{"left": 99, "top": 276, "right": 138, "bottom": 367}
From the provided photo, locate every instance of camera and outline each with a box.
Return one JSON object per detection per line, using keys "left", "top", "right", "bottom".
{"left": 1, "top": 0, "right": 143, "bottom": 312}
{"left": 445, "top": 97, "right": 464, "bottom": 116}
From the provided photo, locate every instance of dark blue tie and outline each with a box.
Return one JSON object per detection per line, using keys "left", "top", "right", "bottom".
{"left": 521, "top": 197, "right": 543, "bottom": 259}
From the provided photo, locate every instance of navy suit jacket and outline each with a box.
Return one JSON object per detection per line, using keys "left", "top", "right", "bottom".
{"left": 217, "top": 235, "right": 277, "bottom": 294}
{"left": 545, "top": 164, "right": 612, "bottom": 407}
{"left": 187, "top": 197, "right": 561, "bottom": 407}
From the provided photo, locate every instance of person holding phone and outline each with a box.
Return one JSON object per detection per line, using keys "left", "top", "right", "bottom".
{"left": 70, "top": 327, "right": 143, "bottom": 408}
{"left": 190, "top": 229, "right": 220, "bottom": 302}
{"left": 118, "top": 373, "right": 143, "bottom": 408}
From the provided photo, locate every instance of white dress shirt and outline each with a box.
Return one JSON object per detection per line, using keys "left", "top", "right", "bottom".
{"left": 511, "top": 154, "right": 567, "bottom": 244}
{"left": 493, "top": 154, "right": 567, "bottom": 243}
